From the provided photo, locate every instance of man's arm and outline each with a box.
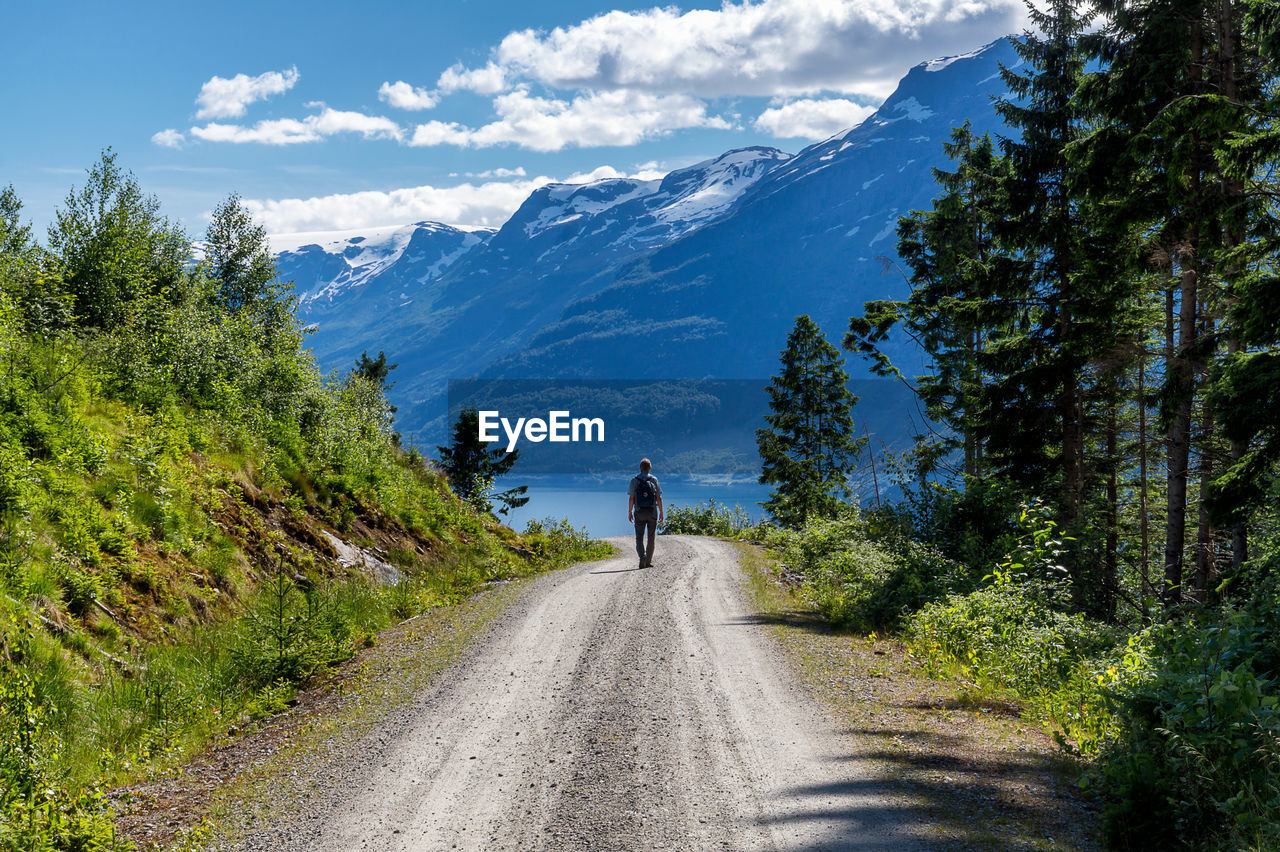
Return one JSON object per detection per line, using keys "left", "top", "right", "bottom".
{"left": 628, "top": 494, "right": 635, "bottom": 523}
{"left": 657, "top": 494, "right": 664, "bottom": 524}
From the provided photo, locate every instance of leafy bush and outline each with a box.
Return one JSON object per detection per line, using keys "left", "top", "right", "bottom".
{"left": 877, "top": 473, "right": 1025, "bottom": 571}
{"left": 660, "top": 500, "right": 758, "bottom": 537}
{"left": 766, "top": 506, "right": 967, "bottom": 631}
{"left": 906, "top": 582, "right": 1122, "bottom": 750}
{"left": 522, "top": 517, "right": 613, "bottom": 566}
{"left": 1097, "top": 605, "right": 1280, "bottom": 850}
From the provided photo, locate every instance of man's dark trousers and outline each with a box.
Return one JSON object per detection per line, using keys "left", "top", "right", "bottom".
{"left": 634, "top": 507, "right": 657, "bottom": 566}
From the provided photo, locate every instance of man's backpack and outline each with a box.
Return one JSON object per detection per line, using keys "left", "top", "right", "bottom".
{"left": 633, "top": 474, "right": 657, "bottom": 509}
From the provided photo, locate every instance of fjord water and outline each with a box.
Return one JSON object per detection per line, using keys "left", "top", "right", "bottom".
{"left": 502, "top": 475, "right": 773, "bottom": 538}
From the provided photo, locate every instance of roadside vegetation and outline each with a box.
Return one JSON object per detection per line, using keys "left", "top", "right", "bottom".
{"left": 672, "top": 484, "right": 1279, "bottom": 851}
{"left": 669, "top": 6, "right": 1280, "bottom": 850}
{"left": 0, "top": 157, "right": 606, "bottom": 850}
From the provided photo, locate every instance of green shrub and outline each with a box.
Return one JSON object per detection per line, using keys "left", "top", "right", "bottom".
{"left": 880, "top": 474, "right": 1024, "bottom": 571}
{"left": 522, "top": 517, "right": 613, "bottom": 566}
{"left": 660, "top": 499, "right": 758, "bottom": 537}
{"left": 768, "top": 507, "right": 967, "bottom": 631}
{"left": 906, "top": 582, "right": 1122, "bottom": 749}
{"left": 1097, "top": 605, "right": 1280, "bottom": 850}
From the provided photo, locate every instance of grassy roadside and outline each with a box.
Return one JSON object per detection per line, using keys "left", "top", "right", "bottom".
{"left": 732, "top": 541, "right": 1101, "bottom": 851}
{"left": 113, "top": 538, "right": 613, "bottom": 851}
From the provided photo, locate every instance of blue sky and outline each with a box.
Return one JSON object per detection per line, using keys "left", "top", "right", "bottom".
{"left": 3, "top": 0, "right": 1027, "bottom": 237}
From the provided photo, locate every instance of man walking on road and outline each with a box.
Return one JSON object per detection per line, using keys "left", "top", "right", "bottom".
{"left": 628, "top": 458, "right": 663, "bottom": 569}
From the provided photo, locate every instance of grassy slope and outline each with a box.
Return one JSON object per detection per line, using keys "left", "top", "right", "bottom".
{"left": 112, "top": 575, "right": 539, "bottom": 850}
{"left": 0, "top": 337, "right": 610, "bottom": 848}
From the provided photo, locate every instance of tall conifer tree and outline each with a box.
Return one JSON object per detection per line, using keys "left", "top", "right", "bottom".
{"left": 1080, "top": 0, "right": 1271, "bottom": 602}
{"left": 437, "top": 408, "right": 529, "bottom": 516}
{"left": 994, "top": 0, "right": 1098, "bottom": 521}
{"left": 848, "top": 125, "right": 1009, "bottom": 480}
{"left": 758, "top": 316, "right": 864, "bottom": 527}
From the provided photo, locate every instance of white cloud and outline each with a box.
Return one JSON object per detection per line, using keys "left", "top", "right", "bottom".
{"left": 192, "top": 119, "right": 316, "bottom": 145}
{"left": 754, "top": 98, "right": 876, "bottom": 139}
{"left": 378, "top": 80, "right": 439, "bottom": 110}
{"left": 437, "top": 62, "right": 509, "bottom": 95}
{"left": 189, "top": 108, "right": 403, "bottom": 145}
{"left": 246, "top": 180, "right": 538, "bottom": 232}
{"left": 469, "top": 167, "right": 528, "bottom": 178}
{"left": 561, "top": 164, "right": 669, "bottom": 183}
{"left": 151, "top": 128, "right": 185, "bottom": 148}
{"left": 246, "top": 165, "right": 669, "bottom": 233}
{"left": 194, "top": 67, "right": 299, "bottom": 119}
{"left": 447, "top": 0, "right": 1025, "bottom": 100}
{"left": 309, "top": 108, "right": 403, "bottom": 140}
{"left": 409, "top": 88, "right": 733, "bottom": 152}
{"left": 409, "top": 121, "right": 474, "bottom": 148}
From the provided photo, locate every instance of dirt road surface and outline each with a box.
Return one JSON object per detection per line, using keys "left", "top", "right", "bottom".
{"left": 232, "top": 536, "right": 921, "bottom": 851}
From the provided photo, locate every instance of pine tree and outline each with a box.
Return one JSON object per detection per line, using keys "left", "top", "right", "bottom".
{"left": 847, "top": 125, "right": 1010, "bottom": 480}
{"left": 354, "top": 351, "right": 398, "bottom": 388}
{"left": 994, "top": 0, "right": 1098, "bottom": 521}
{"left": 354, "top": 351, "right": 399, "bottom": 415}
{"left": 991, "top": 0, "right": 1153, "bottom": 614}
{"left": 1079, "top": 0, "right": 1274, "bottom": 602}
{"left": 1206, "top": 0, "right": 1280, "bottom": 539}
{"left": 757, "top": 316, "right": 864, "bottom": 527}
{"left": 436, "top": 408, "right": 529, "bottom": 516}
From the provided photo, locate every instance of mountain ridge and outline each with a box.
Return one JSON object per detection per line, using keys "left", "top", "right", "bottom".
{"left": 277, "top": 36, "right": 1021, "bottom": 442}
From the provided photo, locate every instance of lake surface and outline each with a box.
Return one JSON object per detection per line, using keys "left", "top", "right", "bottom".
{"left": 502, "top": 475, "right": 773, "bottom": 538}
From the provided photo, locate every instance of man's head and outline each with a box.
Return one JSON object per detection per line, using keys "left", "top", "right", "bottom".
{"left": 639, "top": 458, "right": 651, "bottom": 473}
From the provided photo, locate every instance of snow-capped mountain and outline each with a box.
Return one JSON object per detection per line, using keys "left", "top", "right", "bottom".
{"left": 515, "top": 147, "right": 790, "bottom": 245}
{"left": 436, "top": 146, "right": 790, "bottom": 325}
{"left": 487, "top": 38, "right": 1021, "bottom": 382}
{"left": 277, "top": 147, "right": 790, "bottom": 435}
{"left": 272, "top": 223, "right": 492, "bottom": 362}
{"left": 407, "top": 147, "right": 791, "bottom": 374}
{"left": 275, "top": 222, "right": 492, "bottom": 310}
{"left": 280, "top": 37, "right": 1020, "bottom": 443}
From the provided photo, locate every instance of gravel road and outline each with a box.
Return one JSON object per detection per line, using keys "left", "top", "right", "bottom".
{"left": 234, "top": 536, "right": 918, "bottom": 851}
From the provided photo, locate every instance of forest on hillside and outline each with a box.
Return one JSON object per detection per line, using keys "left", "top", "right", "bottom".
{"left": 666, "top": 1, "right": 1280, "bottom": 849}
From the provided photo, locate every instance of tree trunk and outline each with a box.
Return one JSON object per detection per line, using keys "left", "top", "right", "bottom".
{"left": 1218, "top": 0, "right": 1249, "bottom": 571}
{"left": 1138, "top": 347, "right": 1151, "bottom": 616}
{"left": 1196, "top": 401, "right": 1217, "bottom": 602}
{"left": 1165, "top": 21, "right": 1206, "bottom": 609}
{"left": 1165, "top": 260, "right": 1198, "bottom": 607}
{"left": 1060, "top": 370, "right": 1081, "bottom": 520}
{"left": 1105, "top": 396, "right": 1119, "bottom": 620}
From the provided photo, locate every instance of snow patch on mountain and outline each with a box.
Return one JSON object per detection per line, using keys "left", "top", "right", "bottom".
{"left": 277, "top": 222, "right": 493, "bottom": 307}
{"left": 891, "top": 97, "right": 934, "bottom": 121}
{"left": 923, "top": 46, "right": 986, "bottom": 72}
{"left": 518, "top": 147, "right": 791, "bottom": 245}
{"left": 524, "top": 181, "right": 656, "bottom": 237}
